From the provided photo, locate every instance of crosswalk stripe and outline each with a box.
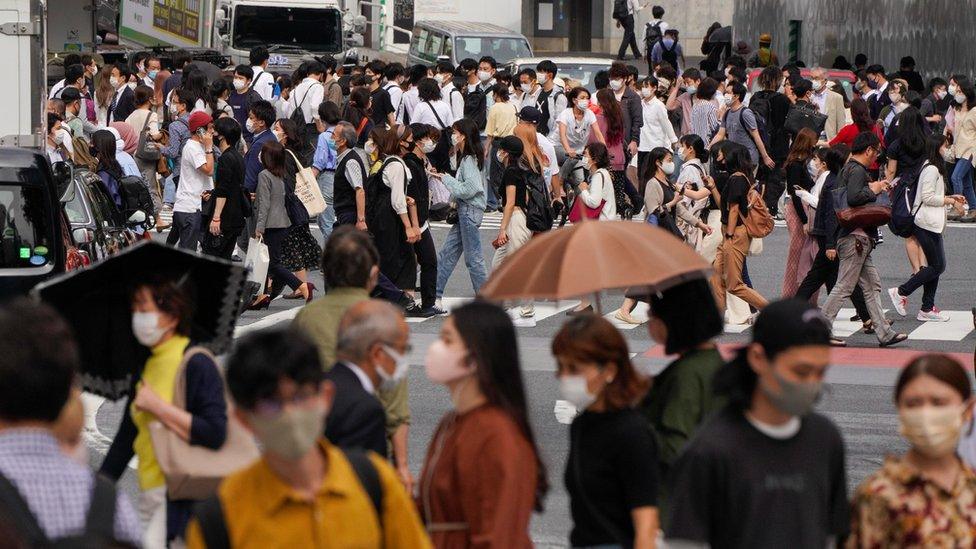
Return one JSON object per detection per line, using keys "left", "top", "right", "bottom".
{"left": 906, "top": 310, "right": 975, "bottom": 341}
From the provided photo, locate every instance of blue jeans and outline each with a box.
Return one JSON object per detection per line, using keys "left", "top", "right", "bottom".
{"left": 436, "top": 201, "right": 487, "bottom": 297}
{"left": 950, "top": 159, "right": 976, "bottom": 208}
{"left": 316, "top": 170, "right": 336, "bottom": 240}
{"left": 163, "top": 174, "right": 177, "bottom": 205}
{"left": 171, "top": 211, "right": 201, "bottom": 251}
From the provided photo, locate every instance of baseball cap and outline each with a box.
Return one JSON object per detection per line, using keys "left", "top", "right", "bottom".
{"left": 517, "top": 106, "right": 543, "bottom": 125}
{"left": 498, "top": 135, "right": 524, "bottom": 156}
{"left": 188, "top": 111, "right": 213, "bottom": 133}
{"left": 60, "top": 87, "right": 82, "bottom": 103}
{"left": 752, "top": 299, "right": 832, "bottom": 358}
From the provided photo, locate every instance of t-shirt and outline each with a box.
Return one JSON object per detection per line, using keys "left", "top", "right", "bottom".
{"left": 751, "top": 90, "right": 792, "bottom": 161}
{"left": 175, "top": 139, "right": 213, "bottom": 213}
{"left": 486, "top": 101, "right": 519, "bottom": 138}
{"left": 557, "top": 108, "right": 598, "bottom": 152}
{"left": 720, "top": 173, "right": 750, "bottom": 225}
{"left": 566, "top": 409, "right": 658, "bottom": 547}
{"left": 722, "top": 106, "right": 759, "bottom": 163}
{"left": 665, "top": 406, "right": 849, "bottom": 548}
{"left": 886, "top": 138, "right": 926, "bottom": 178}
{"left": 369, "top": 86, "right": 395, "bottom": 125}
{"left": 500, "top": 165, "right": 528, "bottom": 209}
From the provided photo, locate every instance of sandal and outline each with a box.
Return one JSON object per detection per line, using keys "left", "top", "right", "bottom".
{"left": 862, "top": 320, "right": 875, "bottom": 334}
{"left": 879, "top": 333, "right": 909, "bottom": 348}
{"left": 829, "top": 337, "right": 847, "bottom": 347}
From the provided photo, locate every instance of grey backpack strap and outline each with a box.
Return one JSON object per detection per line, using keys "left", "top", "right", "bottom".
{"left": 0, "top": 470, "right": 48, "bottom": 546}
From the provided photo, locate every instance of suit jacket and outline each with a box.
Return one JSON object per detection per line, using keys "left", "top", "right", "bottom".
{"left": 109, "top": 86, "right": 136, "bottom": 124}
{"left": 620, "top": 87, "right": 644, "bottom": 146}
{"left": 823, "top": 89, "right": 846, "bottom": 140}
{"left": 323, "top": 362, "right": 388, "bottom": 456}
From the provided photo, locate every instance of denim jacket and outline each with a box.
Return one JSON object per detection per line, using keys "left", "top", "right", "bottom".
{"left": 440, "top": 155, "right": 486, "bottom": 210}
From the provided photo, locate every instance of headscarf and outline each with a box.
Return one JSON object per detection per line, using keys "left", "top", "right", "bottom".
{"left": 108, "top": 122, "right": 138, "bottom": 155}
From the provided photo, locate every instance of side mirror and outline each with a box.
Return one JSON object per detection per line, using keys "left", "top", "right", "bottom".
{"left": 52, "top": 161, "right": 73, "bottom": 197}
{"left": 128, "top": 210, "right": 147, "bottom": 224}
{"left": 72, "top": 228, "right": 93, "bottom": 243}
{"left": 59, "top": 180, "right": 77, "bottom": 204}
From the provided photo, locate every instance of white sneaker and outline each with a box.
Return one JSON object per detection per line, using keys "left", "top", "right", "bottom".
{"left": 519, "top": 305, "right": 535, "bottom": 318}
{"left": 917, "top": 308, "right": 950, "bottom": 322}
{"left": 435, "top": 298, "right": 443, "bottom": 311}
{"left": 887, "top": 287, "right": 908, "bottom": 316}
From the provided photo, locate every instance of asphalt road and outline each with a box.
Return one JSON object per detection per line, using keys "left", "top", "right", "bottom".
{"left": 88, "top": 217, "right": 975, "bottom": 546}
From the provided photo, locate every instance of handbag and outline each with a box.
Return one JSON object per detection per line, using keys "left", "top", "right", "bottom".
{"left": 784, "top": 103, "right": 828, "bottom": 137}
{"left": 244, "top": 236, "right": 270, "bottom": 293}
{"left": 283, "top": 173, "right": 310, "bottom": 226}
{"left": 831, "top": 167, "right": 892, "bottom": 229}
{"left": 148, "top": 347, "right": 260, "bottom": 500}
{"left": 568, "top": 170, "right": 607, "bottom": 223}
{"left": 134, "top": 112, "right": 162, "bottom": 161}
{"left": 285, "top": 149, "right": 327, "bottom": 217}
{"left": 201, "top": 192, "right": 215, "bottom": 218}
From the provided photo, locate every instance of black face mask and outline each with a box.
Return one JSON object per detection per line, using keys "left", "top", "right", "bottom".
{"left": 711, "top": 160, "right": 727, "bottom": 176}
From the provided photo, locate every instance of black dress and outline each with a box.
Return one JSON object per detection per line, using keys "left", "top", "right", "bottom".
{"left": 281, "top": 145, "right": 322, "bottom": 272}
{"left": 202, "top": 147, "right": 246, "bottom": 259}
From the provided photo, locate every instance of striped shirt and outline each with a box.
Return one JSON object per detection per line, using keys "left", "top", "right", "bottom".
{"left": 689, "top": 99, "right": 720, "bottom": 142}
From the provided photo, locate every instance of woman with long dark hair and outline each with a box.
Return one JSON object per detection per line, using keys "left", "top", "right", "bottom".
{"left": 673, "top": 134, "right": 717, "bottom": 246}
{"left": 432, "top": 118, "right": 488, "bottom": 304}
{"left": 343, "top": 87, "right": 374, "bottom": 147}
{"left": 709, "top": 146, "right": 768, "bottom": 317}
{"left": 92, "top": 129, "right": 125, "bottom": 209}
{"left": 402, "top": 123, "right": 443, "bottom": 315}
{"left": 946, "top": 75, "right": 976, "bottom": 221}
{"left": 593, "top": 88, "right": 629, "bottom": 216}
{"left": 272, "top": 118, "right": 322, "bottom": 297}
{"left": 885, "top": 106, "right": 931, "bottom": 274}
{"left": 831, "top": 96, "right": 885, "bottom": 175}
{"left": 887, "top": 135, "right": 967, "bottom": 322}
{"left": 781, "top": 127, "right": 820, "bottom": 297}
{"left": 419, "top": 300, "right": 548, "bottom": 547}
{"left": 553, "top": 314, "right": 656, "bottom": 548}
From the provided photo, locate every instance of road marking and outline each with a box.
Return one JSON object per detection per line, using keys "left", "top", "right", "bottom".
{"left": 234, "top": 307, "right": 301, "bottom": 336}
{"left": 907, "top": 311, "right": 975, "bottom": 341}
{"left": 605, "top": 302, "right": 649, "bottom": 330}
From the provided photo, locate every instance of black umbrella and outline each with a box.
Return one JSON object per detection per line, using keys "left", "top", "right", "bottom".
{"left": 32, "top": 241, "right": 245, "bottom": 400}
{"left": 708, "top": 26, "right": 733, "bottom": 44}
{"left": 185, "top": 60, "right": 224, "bottom": 83}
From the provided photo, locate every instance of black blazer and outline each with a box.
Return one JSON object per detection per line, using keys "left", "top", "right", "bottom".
{"left": 323, "top": 362, "right": 387, "bottom": 456}
{"left": 110, "top": 86, "right": 136, "bottom": 123}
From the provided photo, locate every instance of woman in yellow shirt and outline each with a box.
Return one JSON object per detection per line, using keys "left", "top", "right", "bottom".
{"left": 485, "top": 83, "right": 521, "bottom": 202}
{"left": 100, "top": 277, "right": 228, "bottom": 548}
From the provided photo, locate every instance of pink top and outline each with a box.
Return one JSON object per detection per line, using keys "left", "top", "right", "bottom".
{"left": 590, "top": 113, "right": 625, "bottom": 171}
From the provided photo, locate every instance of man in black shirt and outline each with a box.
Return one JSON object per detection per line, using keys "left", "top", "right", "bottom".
{"left": 896, "top": 56, "right": 925, "bottom": 94}
{"left": 367, "top": 74, "right": 396, "bottom": 127}
{"left": 750, "top": 66, "right": 792, "bottom": 214}
{"left": 666, "top": 299, "right": 849, "bottom": 549}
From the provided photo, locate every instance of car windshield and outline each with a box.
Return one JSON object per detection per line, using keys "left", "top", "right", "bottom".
{"left": 233, "top": 6, "right": 342, "bottom": 52}
{"left": 454, "top": 36, "right": 531, "bottom": 64}
{"left": 62, "top": 181, "right": 89, "bottom": 225}
{"left": 0, "top": 185, "right": 54, "bottom": 269}
{"left": 554, "top": 63, "right": 611, "bottom": 90}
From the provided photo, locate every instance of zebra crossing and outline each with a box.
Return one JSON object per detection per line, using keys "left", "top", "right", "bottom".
{"left": 236, "top": 298, "right": 975, "bottom": 343}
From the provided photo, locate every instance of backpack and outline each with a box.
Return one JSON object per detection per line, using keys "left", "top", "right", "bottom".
{"left": 289, "top": 82, "right": 322, "bottom": 131}
{"left": 726, "top": 106, "right": 770, "bottom": 151}
{"left": 737, "top": 177, "right": 774, "bottom": 238}
{"left": 660, "top": 39, "right": 679, "bottom": 69}
{"left": 538, "top": 87, "right": 563, "bottom": 133}
{"left": 644, "top": 21, "right": 663, "bottom": 51}
{"left": 71, "top": 135, "right": 97, "bottom": 171}
{"left": 117, "top": 173, "right": 157, "bottom": 228}
{"left": 612, "top": 0, "right": 628, "bottom": 20}
{"left": 524, "top": 169, "right": 555, "bottom": 232}
{"left": 422, "top": 101, "right": 453, "bottom": 173}
{"left": 463, "top": 86, "right": 488, "bottom": 132}
{"left": 887, "top": 162, "right": 926, "bottom": 237}
{"left": 364, "top": 156, "right": 399, "bottom": 232}
{"left": 0, "top": 471, "right": 135, "bottom": 549}
{"left": 193, "top": 448, "right": 382, "bottom": 549}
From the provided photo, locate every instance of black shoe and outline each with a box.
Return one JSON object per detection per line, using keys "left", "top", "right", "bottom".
{"left": 231, "top": 254, "right": 243, "bottom": 262}
{"left": 406, "top": 303, "right": 434, "bottom": 318}
{"left": 566, "top": 305, "right": 594, "bottom": 316}
{"left": 420, "top": 306, "right": 447, "bottom": 317}
{"left": 849, "top": 314, "right": 861, "bottom": 322}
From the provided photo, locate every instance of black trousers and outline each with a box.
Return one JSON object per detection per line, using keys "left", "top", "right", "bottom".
{"left": 264, "top": 227, "right": 302, "bottom": 298}
{"left": 201, "top": 229, "right": 242, "bottom": 260}
{"left": 795, "top": 237, "right": 870, "bottom": 320}
{"left": 415, "top": 228, "right": 437, "bottom": 308}
{"left": 760, "top": 161, "right": 785, "bottom": 215}
{"left": 617, "top": 15, "right": 641, "bottom": 60}
{"left": 334, "top": 209, "right": 410, "bottom": 305}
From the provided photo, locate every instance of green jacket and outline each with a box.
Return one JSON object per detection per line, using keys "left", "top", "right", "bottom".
{"left": 292, "top": 287, "right": 411, "bottom": 442}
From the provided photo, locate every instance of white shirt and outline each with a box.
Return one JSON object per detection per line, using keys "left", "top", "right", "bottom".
{"left": 639, "top": 96, "right": 678, "bottom": 151}
{"left": 251, "top": 66, "right": 275, "bottom": 101}
{"left": 914, "top": 162, "right": 948, "bottom": 233}
{"left": 383, "top": 82, "right": 404, "bottom": 121}
{"left": 286, "top": 78, "right": 324, "bottom": 123}
{"left": 642, "top": 19, "right": 670, "bottom": 46}
{"left": 49, "top": 79, "right": 68, "bottom": 99}
{"left": 536, "top": 132, "right": 559, "bottom": 184}
{"left": 626, "top": 0, "right": 641, "bottom": 15}
{"left": 337, "top": 149, "right": 365, "bottom": 190}
{"left": 343, "top": 362, "right": 375, "bottom": 394}
{"left": 516, "top": 85, "right": 543, "bottom": 111}
{"left": 382, "top": 156, "right": 412, "bottom": 215}
{"left": 812, "top": 90, "right": 828, "bottom": 114}
{"left": 557, "top": 108, "right": 597, "bottom": 151}
{"left": 543, "top": 87, "right": 569, "bottom": 139}
{"left": 796, "top": 170, "right": 828, "bottom": 209}
{"left": 746, "top": 413, "right": 801, "bottom": 439}
{"left": 441, "top": 83, "right": 465, "bottom": 121}
{"left": 174, "top": 139, "right": 213, "bottom": 213}
{"left": 399, "top": 86, "right": 420, "bottom": 124}
{"left": 580, "top": 168, "right": 617, "bottom": 219}
{"left": 411, "top": 99, "right": 455, "bottom": 130}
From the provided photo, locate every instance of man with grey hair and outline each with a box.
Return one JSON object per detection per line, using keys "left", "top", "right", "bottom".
{"left": 330, "top": 120, "right": 369, "bottom": 231}
{"left": 324, "top": 299, "right": 411, "bottom": 457}
{"left": 809, "top": 67, "right": 846, "bottom": 140}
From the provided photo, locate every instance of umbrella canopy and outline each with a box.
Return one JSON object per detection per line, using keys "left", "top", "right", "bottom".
{"left": 480, "top": 221, "right": 711, "bottom": 302}
{"left": 186, "top": 61, "right": 223, "bottom": 83}
{"left": 708, "top": 26, "right": 733, "bottom": 44}
{"left": 33, "top": 241, "right": 245, "bottom": 400}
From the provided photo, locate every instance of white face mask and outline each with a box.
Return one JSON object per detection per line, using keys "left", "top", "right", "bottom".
{"left": 109, "top": 76, "right": 120, "bottom": 88}
{"left": 132, "top": 311, "right": 168, "bottom": 348}
{"left": 808, "top": 159, "right": 820, "bottom": 179}
{"left": 273, "top": 129, "right": 285, "bottom": 142}
{"left": 377, "top": 345, "right": 410, "bottom": 392}
{"left": 936, "top": 90, "right": 948, "bottom": 100}
{"left": 955, "top": 92, "right": 968, "bottom": 105}
{"left": 137, "top": 62, "right": 145, "bottom": 73}
{"left": 662, "top": 161, "right": 675, "bottom": 175}
{"left": 434, "top": 74, "right": 447, "bottom": 85}
{"left": 576, "top": 98, "right": 590, "bottom": 110}
{"left": 941, "top": 147, "right": 954, "bottom": 162}
{"left": 450, "top": 133, "right": 462, "bottom": 146}
{"left": 723, "top": 94, "right": 734, "bottom": 106}
{"left": 170, "top": 103, "right": 181, "bottom": 116}
{"left": 537, "top": 73, "right": 549, "bottom": 84}
{"left": 477, "top": 70, "right": 492, "bottom": 82}
{"left": 609, "top": 79, "right": 624, "bottom": 92}
{"left": 233, "top": 78, "right": 248, "bottom": 92}
{"left": 811, "top": 79, "right": 825, "bottom": 92}
{"left": 581, "top": 156, "right": 592, "bottom": 170}
{"left": 559, "top": 375, "right": 597, "bottom": 410}
{"left": 421, "top": 139, "right": 436, "bottom": 154}
{"left": 245, "top": 118, "right": 256, "bottom": 133}
{"left": 365, "top": 140, "right": 377, "bottom": 155}
{"left": 520, "top": 82, "right": 533, "bottom": 93}
{"left": 90, "top": 64, "right": 98, "bottom": 76}
{"left": 949, "top": 84, "right": 959, "bottom": 96}
{"left": 641, "top": 87, "right": 653, "bottom": 99}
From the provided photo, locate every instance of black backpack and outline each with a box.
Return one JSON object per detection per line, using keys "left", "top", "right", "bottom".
{"left": 660, "top": 39, "right": 679, "bottom": 69}
{"left": 524, "top": 169, "right": 555, "bottom": 232}
{"left": 364, "top": 156, "right": 399, "bottom": 234}
{"left": 0, "top": 471, "right": 135, "bottom": 549}
{"left": 644, "top": 21, "right": 663, "bottom": 51}
{"left": 612, "top": 0, "right": 628, "bottom": 19}
{"left": 725, "top": 106, "right": 770, "bottom": 151}
{"left": 194, "top": 448, "right": 383, "bottom": 549}
{"left": 538, "top": 88, "right": 564, "bottom": 133}
{"left": 463, "top": 86, "right": 489, "bottom": 132}
{"left": 888, "top": 162, "right": 926, "bottom": 237}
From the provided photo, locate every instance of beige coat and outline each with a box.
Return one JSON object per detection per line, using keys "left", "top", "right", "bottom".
{"left": 822, "top": 89, "right": 847, "bottom": 140}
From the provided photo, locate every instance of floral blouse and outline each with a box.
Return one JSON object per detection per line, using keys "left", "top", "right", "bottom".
{"left": 848, "top": 455, "right": 976, "bottom": 548}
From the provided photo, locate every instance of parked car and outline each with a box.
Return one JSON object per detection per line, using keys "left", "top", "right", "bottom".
{"left": 0, "top": 149, "right": 70, "bottom": 298}
{"left": 60, "top": 165, "right": 139, "bottom": 265}
{"left": 407, "top": 21, "right": 532, "bottom": 67}
{"left": 504, "top": 56, "right": 617, "bottom": 91}
{"left": 747, "top": 68, "right": 857, "bottom": 106}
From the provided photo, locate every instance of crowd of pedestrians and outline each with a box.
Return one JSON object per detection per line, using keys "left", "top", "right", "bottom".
{"left": 18, "top": 28, "right": 976, "bottom": 549}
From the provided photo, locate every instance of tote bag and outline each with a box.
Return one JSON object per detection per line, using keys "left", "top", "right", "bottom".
{"left": 149, "top": 347, "right": 260, "bottom": 500}
{"left": 285, "top": 149, "right": 327, "bottom": 217}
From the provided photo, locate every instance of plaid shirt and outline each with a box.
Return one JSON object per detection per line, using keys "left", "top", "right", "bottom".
{"left": 0, "top": 429, "right": 141, "bottom": 544}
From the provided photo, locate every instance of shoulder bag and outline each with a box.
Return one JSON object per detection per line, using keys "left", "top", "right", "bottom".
{"left": 831, "top": 163, "right": 892, "bottom": 229}
{"left": 285, "top": 149, "right": 327, "bottom": 217}
{"left": 135, "top": 112, "right": 162, "bottom": 161}
{"left": 149, "top": 346, "right": 260, "bottom": 500}
{"left": 784, "top": 102, "right": 828, "bottom": 137}
{"left": 735, "top": 174, "right": 774, "bottom": 238}
{"left": 568, "top": 170, "right": 607, "bottom": 223}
